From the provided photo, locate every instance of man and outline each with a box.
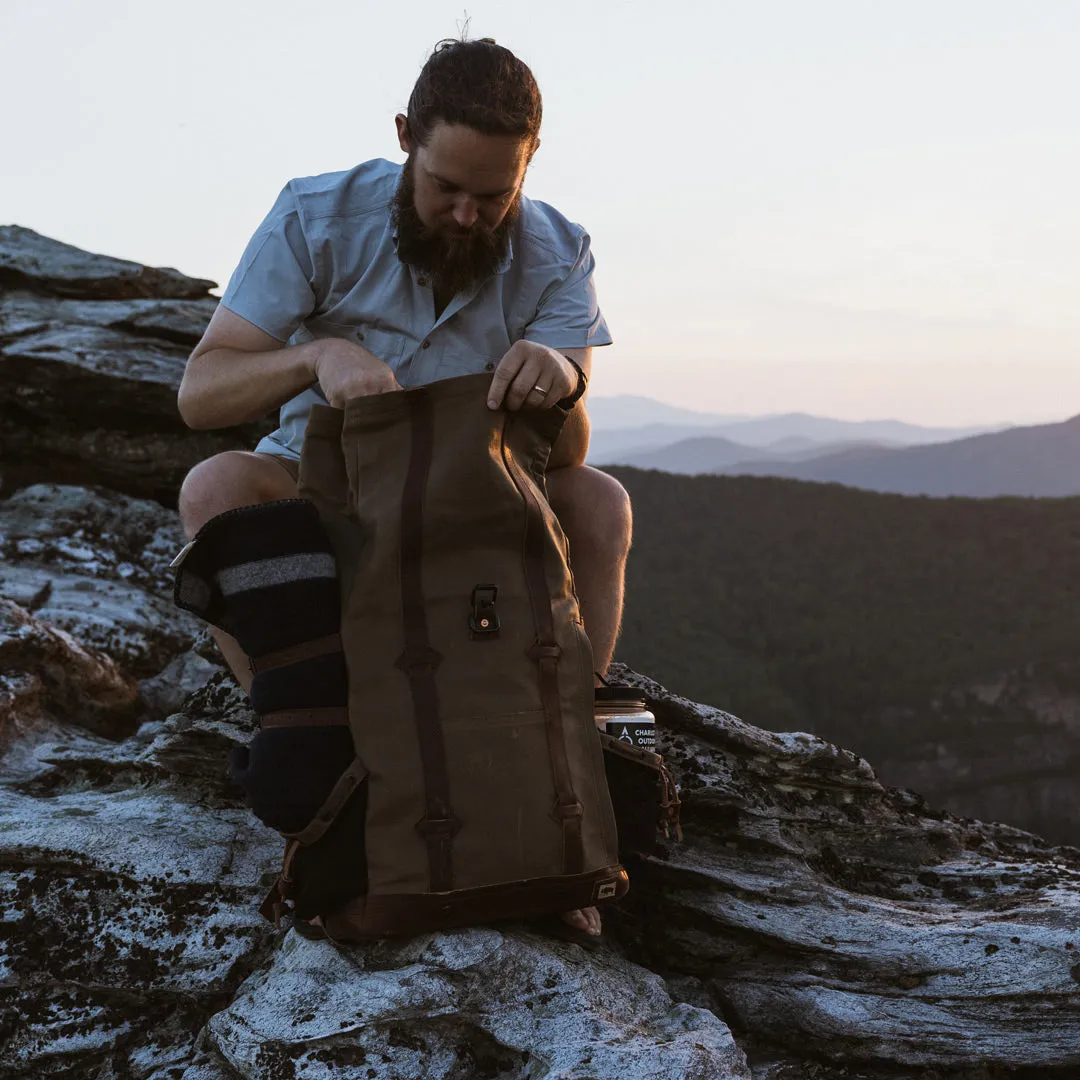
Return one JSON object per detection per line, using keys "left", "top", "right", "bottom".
{"left": 177, "top": 38, "right": 632, "bottom": 937}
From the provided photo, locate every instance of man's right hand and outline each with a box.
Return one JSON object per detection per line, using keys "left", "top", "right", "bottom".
{"left": 313, "top": 338, "right": 403, "bottom": 408}
{"left": 179, "top": 308, "right": 404, "bottom": 431}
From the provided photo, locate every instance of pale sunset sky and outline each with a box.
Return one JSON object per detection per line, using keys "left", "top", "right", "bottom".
{"left": 3, "top": 0, "right": 1078, "bottom": 425}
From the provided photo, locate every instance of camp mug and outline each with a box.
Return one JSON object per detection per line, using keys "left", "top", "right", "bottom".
{"left": 595, "top": 686, "right": 656, "bottom": 752}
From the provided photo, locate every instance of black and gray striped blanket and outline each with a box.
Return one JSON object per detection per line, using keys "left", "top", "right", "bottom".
{"left": 172, "top": 499, "right": 358, "bottom": 873}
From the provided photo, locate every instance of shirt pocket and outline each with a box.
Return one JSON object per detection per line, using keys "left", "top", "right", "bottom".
{"left": 434, "top": 352, "right": 500, "bottom": 381}
{"left": 308, "top": 318, "right": 405, "bottom": 366}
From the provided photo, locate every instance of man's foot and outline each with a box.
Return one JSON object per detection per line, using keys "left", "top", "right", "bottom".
{"left": 560, "top": 905, "right": 601, "bottom": 936}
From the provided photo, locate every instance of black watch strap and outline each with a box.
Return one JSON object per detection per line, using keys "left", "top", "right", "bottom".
{"left": 557, "top": 355, "right": 588, "bottom": 409}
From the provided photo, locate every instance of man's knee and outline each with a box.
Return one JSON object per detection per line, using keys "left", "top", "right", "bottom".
{"left": 591, "top": 470, "right": 633, "bottom": 556}
{"left": 178, "top": 452, "right": 298, "bottom": 538}
{"left": 549, "top": 465, "right": 632, "bottom": 557}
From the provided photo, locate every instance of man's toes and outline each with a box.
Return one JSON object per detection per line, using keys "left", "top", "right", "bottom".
{"left": 583, "top": 906, "right": 602, "bottom": 935}
{"left": 561, "top": 908, "right": 590, "bottom": 931}
{"left": 559, "top": 907, "right": 603, "bottom": 936}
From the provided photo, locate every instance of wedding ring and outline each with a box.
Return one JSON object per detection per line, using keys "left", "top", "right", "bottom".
{"left": 531, "top": 384, "right": 548, "bottom": 395}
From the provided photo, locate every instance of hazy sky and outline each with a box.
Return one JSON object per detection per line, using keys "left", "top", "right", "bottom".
{"left": 4, "top": 0, "right": 1078, "bottom": 425}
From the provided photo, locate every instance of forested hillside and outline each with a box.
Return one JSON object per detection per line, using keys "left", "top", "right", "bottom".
{"left": 607, "top": 468, "right": 1080, "bottom": 770}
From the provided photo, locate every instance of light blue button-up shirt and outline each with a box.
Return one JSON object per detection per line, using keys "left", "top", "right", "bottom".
{"left": 219, "top": 158, "right": 613, "bottom": 460}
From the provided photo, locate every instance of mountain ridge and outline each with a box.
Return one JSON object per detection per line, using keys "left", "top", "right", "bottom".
{"left": 587, "top": 404, "right": 1004, "bottom": 467}
{"left": 716, "top": 412, "right": 1080, "bottom": 497}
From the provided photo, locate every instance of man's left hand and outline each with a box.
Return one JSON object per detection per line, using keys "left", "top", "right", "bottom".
{"left": 487, "top": 342, "right": 575, "bottom": 411}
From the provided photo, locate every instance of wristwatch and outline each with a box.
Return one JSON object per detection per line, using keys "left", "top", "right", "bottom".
{"left": 558, "top": 355, "right": 588, "bottom": 409}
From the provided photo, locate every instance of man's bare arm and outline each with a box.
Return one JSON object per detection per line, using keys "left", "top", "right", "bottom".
{"left": 178, "top": 306, "right": 400, "bottom": 430}
{"left": 178, "top": 307, "right": 320, "bottom": 429}
{"left": 548, "top": 347, "right": 592, "bottom": 470}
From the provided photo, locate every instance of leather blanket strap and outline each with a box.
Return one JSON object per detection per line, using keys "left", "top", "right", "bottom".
{"left": 258, "top": 706, "right": 350, "bottom": 728}
{"left": 249, "top": 632, "right": 344, "bottom": 675}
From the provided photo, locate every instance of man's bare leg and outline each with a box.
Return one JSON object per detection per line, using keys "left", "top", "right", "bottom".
{"left": 547, "top": 465, "right": 633, "bottom": 936}
{"left": 177, "top": 451, "right": 299, "bottom": 693}
{"left": 546, "top": 464, "right": 632, "bottom": 681}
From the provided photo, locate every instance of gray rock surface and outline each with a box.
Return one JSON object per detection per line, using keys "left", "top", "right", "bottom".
{"left": 3, "top": 582, "right": 1079, "bottom": 1076}
{"left": 0, "top": 225, "right": 216, "bottom": 300}
{"left": 0, "top": 717, "right": 282, "bottom": 1077}
{"left": 607, "top": 663, "right": 1080, "bottom": 1073}
{"left": 0, "top": 484, "right": 200, "bottom": 674}
{"left": 0, "top": 229, "right": 275, "bottom": 503}
{"left": 201, "top": 929, "right": 749, "bottom": 1079}
{"left": 0, "top": 289, "right": 219, "bottom": 344}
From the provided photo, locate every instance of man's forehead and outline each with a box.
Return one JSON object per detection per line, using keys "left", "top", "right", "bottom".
{"left": 418, "top": 122, "right": 528, "bottom": 189}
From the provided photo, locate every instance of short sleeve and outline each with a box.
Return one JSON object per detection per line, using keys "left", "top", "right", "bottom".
{"left": 523, "top": 232, "right": 613, "bottom": 349}
{"left": 219, "top": 183, "right": 318, "bottom": 343}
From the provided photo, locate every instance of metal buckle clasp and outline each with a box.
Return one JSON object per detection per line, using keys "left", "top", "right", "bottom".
{"left": 469, "top": 584, "right": 500, "bottom": 637}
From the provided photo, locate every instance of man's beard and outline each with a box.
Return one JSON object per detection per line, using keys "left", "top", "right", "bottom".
{"left": 391, "top": 155, "right": 519, "bottom": 298}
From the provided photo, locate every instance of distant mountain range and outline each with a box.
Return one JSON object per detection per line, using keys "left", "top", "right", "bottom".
{"left": 716, "top": 414, "right": 1080, "bottom": 497}
{"left": 586, "top": 395, "right": 747, "bottom": 430}
{"left": 587, "top": 399, "right": 999, "bottom": 468}
{"left": 613, "top": 435, "right": 895, "bottom": 476}
{"left": 586, "top": 395, "right": 1080, "bottom": 497}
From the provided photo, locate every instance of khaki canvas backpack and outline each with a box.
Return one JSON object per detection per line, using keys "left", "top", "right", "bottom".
{"left": 175, "top": 373, "right": 629, "bottom": 938}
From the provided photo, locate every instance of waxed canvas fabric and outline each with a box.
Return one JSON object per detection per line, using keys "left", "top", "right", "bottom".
{"left": 296, "top": 372, "right": 624, "bottom": 932}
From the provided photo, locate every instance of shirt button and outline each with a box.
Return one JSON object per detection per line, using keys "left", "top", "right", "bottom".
{"left": 417, "top": 277, "right": 427, "bottom": 287}
{"left": 484, "top": 362, "right": 495, "bottom": 371}
{"left": 422, "top": 340, "right": 431, "bottom": 349}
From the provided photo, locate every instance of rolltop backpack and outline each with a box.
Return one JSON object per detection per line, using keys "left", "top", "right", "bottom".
{"left": 174, "top": 372, "right": 630, "bottom": 938}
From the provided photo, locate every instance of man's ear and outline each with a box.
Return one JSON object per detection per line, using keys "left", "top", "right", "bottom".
{"left": 395, "top": 113, "right": 410, "bottom": 155}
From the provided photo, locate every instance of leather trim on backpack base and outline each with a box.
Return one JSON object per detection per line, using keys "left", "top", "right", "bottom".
{"left": 321, "top": 864, "right": 630, "bottom": 941}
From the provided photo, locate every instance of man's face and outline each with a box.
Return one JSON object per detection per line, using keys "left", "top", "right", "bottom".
{"left": 392, "top": 119, "right": 531, "bottom": 297}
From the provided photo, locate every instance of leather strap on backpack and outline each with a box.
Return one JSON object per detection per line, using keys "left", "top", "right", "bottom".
{"left": 598, "top": 732, "right": 684, "bottom": 843}
{"left": 258, "top": 758, "right": 369, "bottom": 925}
{"left": 657, "top": 760, "right": 683, "bottom": 842}
{"left": 283, "top": 757, "right": 369, "bottom": 846}
{"left": 503, "top": 418, "right": 585, "bottom": 876}
{"left": 259, "top": 838, "right": 301, "bottom": 926}
{"left": 396, "top": 389, "right": 460, "bottom": 892}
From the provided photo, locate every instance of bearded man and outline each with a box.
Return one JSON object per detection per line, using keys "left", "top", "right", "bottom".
{"left": 177, "top": 38, "right": 631, "bottom": 938}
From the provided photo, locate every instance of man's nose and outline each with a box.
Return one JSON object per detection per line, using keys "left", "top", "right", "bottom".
{"left": 452, "top": 196, "right": 479, "bottom": 230}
